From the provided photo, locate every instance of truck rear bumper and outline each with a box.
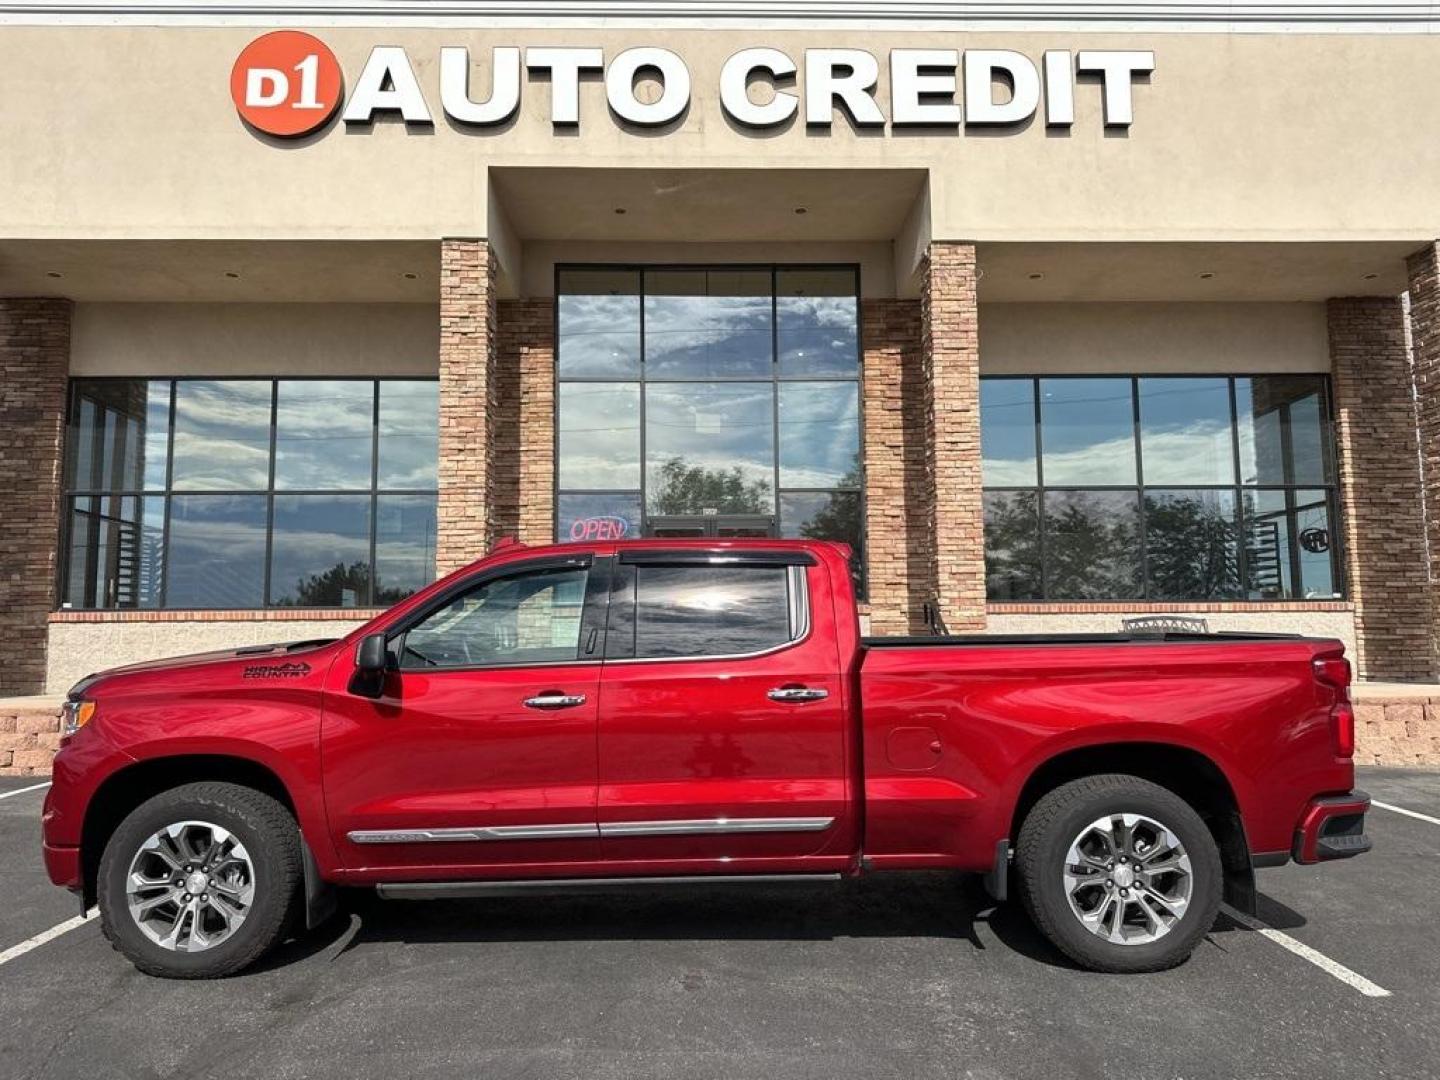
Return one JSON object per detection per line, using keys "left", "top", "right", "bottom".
{"left": 1292, "top": 790, "right": 1372, "bottom": 865}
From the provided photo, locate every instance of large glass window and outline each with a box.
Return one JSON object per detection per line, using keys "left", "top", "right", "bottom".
{"left": 555, "top": 265, "right": 865, "bottom": 582}
{"left": 982, "top": 375, "right": 1341, "bottom": 602}
{"left": 61, "top": 378, "right": 439, "bottom": 610}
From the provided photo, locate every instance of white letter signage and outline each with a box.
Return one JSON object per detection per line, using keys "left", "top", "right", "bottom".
{"left": 719, "top": 48, "right": 799, "bottom": 127}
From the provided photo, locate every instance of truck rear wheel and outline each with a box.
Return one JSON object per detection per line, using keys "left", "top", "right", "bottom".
{"left": 1015, "top": 774, "right": 1222, "bottom": 973}
{"left": 97, "top": 781, "right": 303, "bottom": 979}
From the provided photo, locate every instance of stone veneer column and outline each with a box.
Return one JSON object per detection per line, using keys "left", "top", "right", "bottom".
{"left": 493, "top": 299, "right": 556, "bottom": 546}
{"left": 1407, "top": 244, "right": 1440, "bottom": 675}
{"left": 920, "top": 242, "right": 987, "bottom": 630}
{"left": 0, "top": 299, "right": 72, "bottom": 696}
{"left": 435, "top": 239, "right": 497, "bottom": 575}
{"left": 861, "top": 299, "right": 935, "bottom": 633}
{"left": 1328, "top": 296, "right": 1435, "bottom": 681}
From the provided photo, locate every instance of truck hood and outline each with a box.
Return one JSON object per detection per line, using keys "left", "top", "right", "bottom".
{"left": 67, "top": 638, "right": 340, "bottom": 698}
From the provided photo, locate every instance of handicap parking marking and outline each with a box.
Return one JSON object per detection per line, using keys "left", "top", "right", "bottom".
{"left": 1372, "top": 800, "right": 1440, "bottom": 827}
{"left": 0, "top": 782, "right": 51, "bottom": 801}
{"left": 0, "top": 910, "right": 97, "bottom": 971}
{"left": 1221, "top": 904, "right": 1391, "bottom": 999}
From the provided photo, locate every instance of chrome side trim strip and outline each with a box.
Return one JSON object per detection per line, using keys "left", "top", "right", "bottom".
{"left": 377, "top": 873, "right": 844, "bottom": 899}
{"left": 600, "top": 816, "right": 835, "bottom": 837}
{"left": 348, "top": 823, "right": 598, "bottom": 844}
{"left": 349, "top": 816, "right": 835, "bottom": 844}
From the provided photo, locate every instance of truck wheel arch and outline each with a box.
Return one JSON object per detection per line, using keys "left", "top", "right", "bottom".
{"left": 79, "top": 754, "right": 323, "bottom": 912}
{"left": 1007, "top": 741, "right": 1257, "bottom": 914}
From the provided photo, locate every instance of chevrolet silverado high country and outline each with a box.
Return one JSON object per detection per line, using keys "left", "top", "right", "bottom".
{"left": 42, "top": 538, "right": 1370, "bottom": 978}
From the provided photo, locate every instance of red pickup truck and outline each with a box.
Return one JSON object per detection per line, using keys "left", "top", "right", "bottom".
{"left": 42, "top": 538, "right": 1370, "bottom": 979}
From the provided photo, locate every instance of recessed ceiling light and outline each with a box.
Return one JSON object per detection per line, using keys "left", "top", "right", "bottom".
{"left": 1198, "top": 271, "right": 1215, "bottom": 280}
{"left": 1363, "top": 272, "right": 1379, "bottom": 280}
{"left": 614, "top": 207, "right": 627, "bottom": 215}
{"left": 794, "top": 207, "right": 808, "bottom": 215}
{"left": 45, "top": 271, "right": 63, "bottom": 279}
{"left": 1028, "top": 272, "right": 1044, "bottom": 281}
{"left": 402, "top": 271, "right": 418, "bottom": 280}
{"left": 225, "top": 271, "right": 241, "bottom": 279}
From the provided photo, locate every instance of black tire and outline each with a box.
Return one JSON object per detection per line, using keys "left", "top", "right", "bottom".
{"left": 1015, "top": 774, "right": 1222, "bottom": 974}
{"left": 98, "top": 782, "right": 303, "bottom": 979}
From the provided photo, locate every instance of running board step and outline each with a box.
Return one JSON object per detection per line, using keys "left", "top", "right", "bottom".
{"left": 376, "top": 873, "right": 844, "bottom": 900}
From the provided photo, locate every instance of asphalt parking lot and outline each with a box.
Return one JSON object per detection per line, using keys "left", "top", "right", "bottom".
{"left": 1, "top": 769, "right": 1437, "bottom": 1080}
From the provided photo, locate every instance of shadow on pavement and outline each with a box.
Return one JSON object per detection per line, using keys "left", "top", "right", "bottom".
{"left": 240, "top": 876, "right": 1314, "bottom": 978}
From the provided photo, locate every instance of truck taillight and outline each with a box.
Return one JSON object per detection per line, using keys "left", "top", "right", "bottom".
{"left": 1313, "top": 654, "right": 1354, "bottom": 759}
{"left": 1312, "top": 655, "right": 1351, "bottom": 691}
{"left": 1331, "top": 701, "right": 1355, "bottom": 759}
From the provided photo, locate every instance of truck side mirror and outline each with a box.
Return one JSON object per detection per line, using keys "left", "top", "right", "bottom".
{"left": 350, "top": 633, "right": 391, "bottom": 698}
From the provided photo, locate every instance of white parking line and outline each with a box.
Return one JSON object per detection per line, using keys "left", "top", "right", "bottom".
{"left": 0, "top": 781, "right": 51, "bottom": 801}
{"left": 1373, "top": 800, "right": 1440, "bottom": 827}
{"left": 0, "top": 910, "right": 98, "bottom": 970}
{"left": 1222, "top": 905, "right": 1391, "bottom": 998}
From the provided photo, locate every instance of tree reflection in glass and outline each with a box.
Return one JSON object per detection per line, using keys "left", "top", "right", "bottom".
{"left": 1043, "top": 491, "right": 1142, "bottom": 600}
{"left": 270, "top": 494, "right": 371, "bottom": 606}
{"left": 1144, "top": 490, "right": 1241, "bottom": 600}
{"left": 983, "top": 491, "right": 1042, "bottom": 600}
{"left": 645, "top": 383, "right": 774, "bottom": 511}
{"left": 649, "top": 458, "right": 771, "bottom": 515}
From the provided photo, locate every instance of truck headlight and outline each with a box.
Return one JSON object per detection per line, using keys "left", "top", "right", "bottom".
{"left": 61, "top": 699, "right": 96, "bottom": 737}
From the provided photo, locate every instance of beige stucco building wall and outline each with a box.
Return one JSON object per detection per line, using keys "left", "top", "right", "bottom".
{"left": 1, "top": 26, "right": 1440, "bottom": 245}
{"left": 980, "top": 302, "right": 1331, "bottom": 373}
{"left": 45, "top": 619, "right": 370, "bottom": 694}
{"left": 71, "top": 302, "right": 441, "bottom": 376}
{"left": 986, "top": 609, "right": 1357, "bottom": 658}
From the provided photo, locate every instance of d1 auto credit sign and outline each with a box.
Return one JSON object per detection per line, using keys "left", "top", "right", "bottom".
{"left": 232, "top": 31, "right": 1154, "bottom": 137}
{"left": 231, "top": 30, "right": 344, "bottom": 137}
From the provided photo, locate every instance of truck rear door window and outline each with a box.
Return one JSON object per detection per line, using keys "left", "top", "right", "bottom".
{"left": 613, "top": 564, "right": 805, "bottom": 659}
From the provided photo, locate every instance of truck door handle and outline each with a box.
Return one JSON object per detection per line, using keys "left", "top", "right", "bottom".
{"left": 523, "top": 693, "right": 587, "bottom": 710}
{"left": 767, "top": 686, "right": 829, "bottom": 703}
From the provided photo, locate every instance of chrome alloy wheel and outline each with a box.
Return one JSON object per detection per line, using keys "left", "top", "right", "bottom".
{"left": 125, "top": 821, "right": 256, "bottom": 952}
{"left": 1062, "top": 813, "right": 1193, "bottom": 946}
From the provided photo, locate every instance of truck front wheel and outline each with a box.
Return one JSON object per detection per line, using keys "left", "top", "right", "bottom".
{"left": 1015, "top": 774, "right": 1222, "bottom": 973}
{"left": 97, "top": 781, "right": 303, "bottom": 978}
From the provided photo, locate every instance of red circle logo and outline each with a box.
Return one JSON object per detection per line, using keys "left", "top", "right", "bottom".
{"left": 230, "top": 31, "right": 343, "bottom": 137}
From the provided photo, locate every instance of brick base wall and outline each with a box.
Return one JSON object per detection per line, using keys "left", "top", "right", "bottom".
{"left": 0, "top": 704, "right": 62, "bottom": 776}
{"left": 0, "top": 299, "right": 72, "bottom": 696}
{"left": 1328, "top": 297, "right": 1435, "bottom": 680}
{"left": 1354, "top": 696, "right": 1440, "bottom": 766}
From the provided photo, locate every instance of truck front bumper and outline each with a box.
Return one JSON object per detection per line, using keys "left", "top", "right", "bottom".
{"left": 1293, "top": 790, "right": 1372, "bottom": 864}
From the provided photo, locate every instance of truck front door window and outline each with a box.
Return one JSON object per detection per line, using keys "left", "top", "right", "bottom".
{"left": 401, "top": 566, "right": 588, "bottom": 668}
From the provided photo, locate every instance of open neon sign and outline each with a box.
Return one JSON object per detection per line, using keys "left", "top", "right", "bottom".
{"left": 569, "top": 516, "right": 630, "bottom": 542}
